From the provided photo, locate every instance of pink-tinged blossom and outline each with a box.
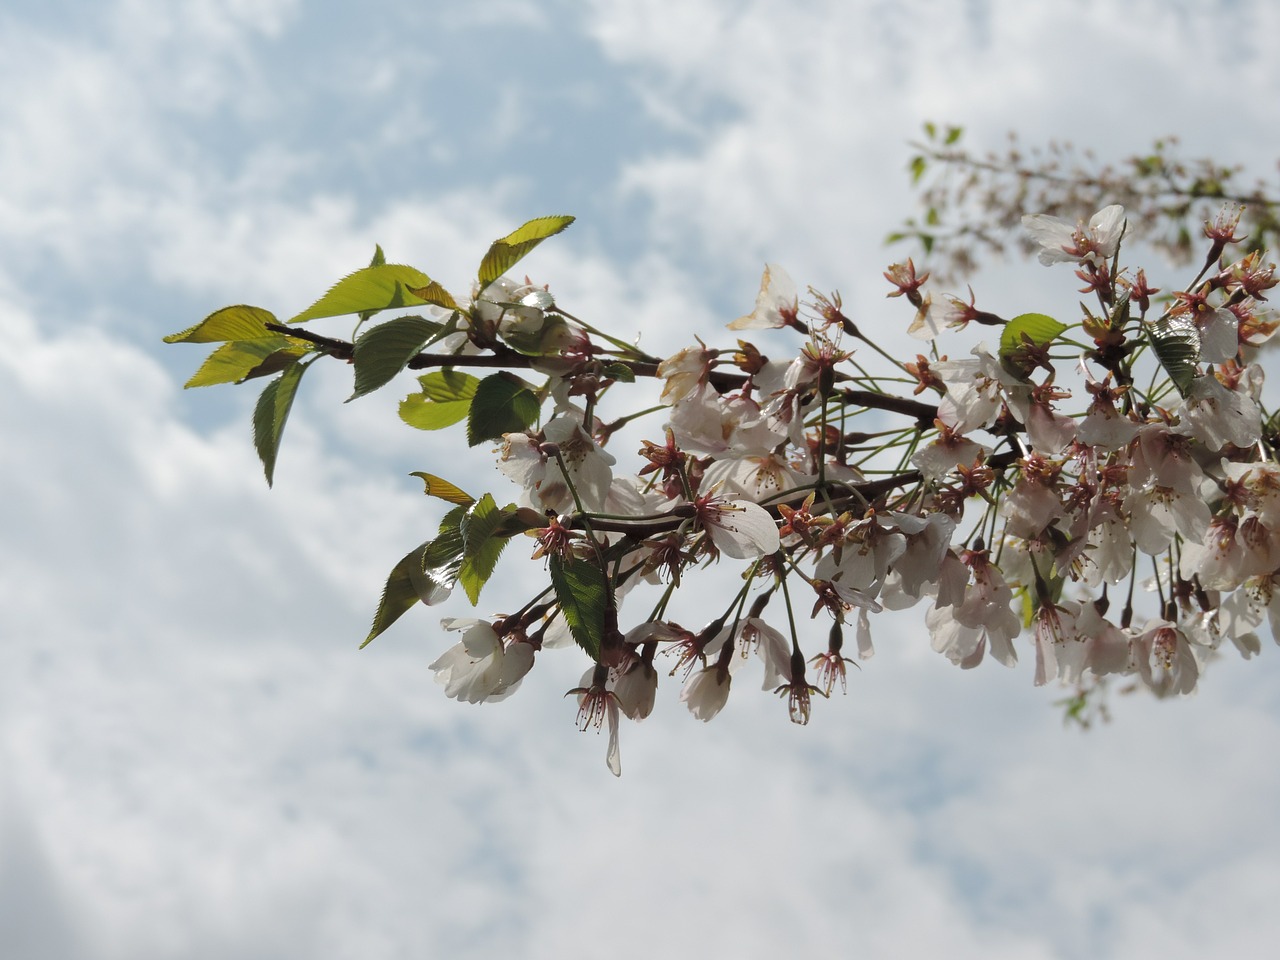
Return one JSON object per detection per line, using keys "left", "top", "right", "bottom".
{"left": 1059, "top": 603, "right": 1132, "bottom": 684}
{"left": 430, "top": 620, "right": 535, "bottom": 704}
{"left": 910, "top": 422, "right": 991, "bottom": 484}
{"left": 1129, "top": 619, "right": 1200, "bottom": 697}
{"left": 1077, "top": 377, "right": 1138, "bottom": 451}
{"left": 1196, "top": 306, "right": 1239, "bottom": 364}
{"left": 885, "top": 512, "right": 956, "bottom": 601}
{"left": 926, "top": 548, "right": 1020, "bottom": 669}
{"left": 738, "top": 617, "right": 792, "bottom": 691}
{"left": 730, "top": 263, "right": 800, "bottom": 331}
{"left": 569, "top": 668, "right": 623, "bottom": 776}
{"left": 1022, "top": 204, "right": 1126, "bottom": 267}
{"left": 1180, "top": 373, "right": 1261, "bottom": 451}
{"left": 1032, "top": 601, "right": 1082, "bottom": 687}
{"left": 693, "top": 493, "right": 781, "bottom": 560}
{"left": 1126, "top": 483, "right": 1213, "bottom": 555}
{"left": 498, "top": 415, "right": 615, "bottom": 514}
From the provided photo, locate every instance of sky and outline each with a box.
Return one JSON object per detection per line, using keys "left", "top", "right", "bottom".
{"left": 4, "top": 1, "right": 1280, "bottom": 958}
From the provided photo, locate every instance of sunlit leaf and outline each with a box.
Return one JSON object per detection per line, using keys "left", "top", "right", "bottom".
{"left": 164, "top": 305, "right": 279, "bottom": 344}
{"left": 399, "top": 370, "right": 479, "bottom": 431}
{"left": 458, "top": 494, "right": 514, "bottom": 604}
{"left": 288, "top": 264, "right": 440, "bottom": 324}
{"left": 477, "top": 215, "right": 575, "bottom": 291}
{"left": 252, "top": 359, "right": 310, "bottom": 487}
{"left": 999, "top": 312, "right": 1067, "bottom": 378}
{"left": 405, "top": 280, "right": 460, "bottom": 312}
{"left": 349, "top": 315, "right": 444, "bottom": 400}
{"left": 409, "top": 472, "right": 475, "bottom": 507}
{"left": 184, "top": 337, "right": 294, "bottom": 388}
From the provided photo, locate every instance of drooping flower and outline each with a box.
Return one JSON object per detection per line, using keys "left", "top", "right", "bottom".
{"left": 692, "top": 492, "right": 781, "bottom": 560}
{"left": 430, "top": 620, "right": 535, "bottom": 704}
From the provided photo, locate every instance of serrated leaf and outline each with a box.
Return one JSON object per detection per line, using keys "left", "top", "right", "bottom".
{"left": 549, "top": 556, "right": 608, "bottom": 660}
{"left": 419, "top": 369, "right": 480, "bottom": 402}
{"left": 477, "top": 215, "right": 575, "bottom": 291}
{"left": 409, "top": 472, "right": 475, "bottom": 506}
{"left": 458, "top": 494, "right": 515, "bottom": 604}
{"left": 361, "top": 543, "right": 430, "bottom": 649}
{"left": 467, "top": 372, "right": 541, "bottom": 446}
{"left": 1000, "top": 313, "right": 1066, "bottom": 381}
{"left": 252, "top": 359, "right": 310, "bottom": 487}
{"left": 405, "top": 280, "right": 460, "bottom": 312}
{"left": 370, "top": 244, "right": 386, "bottom": 267}
{"left": 1149, "top": 316, "right": 1200, "bottom": 398}
{"left": 399, "top": 370, "right": 479, "bottom": 431}
{"left": 999, "top": 312, "right": 1066, "bottom": 357}
{"left": 164, "top": 305, "right": 279, "bottom": 344}
{"left": 184, "top": 337, "right": 292, "bottom": 388}
{"left": 241, "top": 346, "right": 312, "bottom": 382}
{"left": 348, "top": 315, "right": 444, "bottom": 400}
{"left": 603, "top": 362, "right": 635, "bottom": 383}
{"left": 288, "top": 264, "right": 440, "bottom": 324}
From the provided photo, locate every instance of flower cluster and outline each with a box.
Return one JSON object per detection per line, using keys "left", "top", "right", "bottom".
{"left": 169, "top": 202, "right": 1280, "bottom": 775}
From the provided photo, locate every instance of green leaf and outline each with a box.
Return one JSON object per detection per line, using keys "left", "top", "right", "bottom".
{"left": 909, "top": 155, "right": 927, "bottom": 184}
{"left": 361, "top": 542, "right": 430, "bottom": 649}
{"left": 1148, "top": 317, "right": 1200, "bottom": 398}
{"left": 944, "top": 125, "right": 964, "bottom": 145}
{"left": 409, "top": 472, "right": 475, "bottom": 507}
{"left": 164, "top": 305, "right": 279, "bottom": 344}
{"left": 241, "top": 346, "right": 312, "bottom": 382}
{"left": 405, "top": 280, "right": 460, "bottom": 312}
{"left": 1000, "top": 313, "right": 1066, "bottom": 354}
{"left": 477, "top": 215, "right": 575, "bottom": 292}
{"left": 549, "top": 556, "right": 608, "bottom": 660}
{"left": 184, "top": 337, "right": 293, "bottom": 388}
{"left": 603, "top": 362, "right": 635, "bottom": 383}
{"left": 999, "top": 312, "right": 1067, "bottom": 378}
{"left": 458, "top": 494, "right": 515, "bottom": 604}
{"left": 399, "top": 370, "right": 479, "bottom": 431}
{"left": 288, "top": 264, "right": 441, "bottom": 324}
{"left": 467, "top": 372, "right": 541, "bottom": 446}
{"left": 252, "top": 360, "right": 309, "bottom": 487}
{"left": 348, "top": 315, "right": 444, "bottom": 400}
{"left": 370, "top": 244, "right": 386, "bottom": 268}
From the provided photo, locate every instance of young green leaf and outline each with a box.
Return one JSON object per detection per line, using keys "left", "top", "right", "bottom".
{"left": 252, "top": 359, "right": 310, "bottom": 487}
{"left": 288, "top": 264, "right": 441, "bottom": 324}
{"left": 399, "top": 370, "right": 480, "bottom": 431}
{"left": 999, "top": 312, "right": 1067, "bottom": 378}
{"left": 548, "top": 556, "right": 608, "bottom": 660}
{"left": 184, "top": 337, "right": 294, "bottom": 388}
{"left": 361, "top": 542, "right": 430, "bottom": 649}
{"left": 477, "top": 215, "right": 575, "bottom": 292}
{"left": 466, "top": 372, "right": 541, "bottom": 446}
{"left": 409, "top": 472, "right": 475, "bottom": 507}
{"left": 458, "top": 494, "right": 515, "bottom": 604}
{"left": 164, "top": 305, "right": 279, "bottom": 344}
{"left": 405, "top": 280, "right": 460, "bottom": 312}
{"left": 348, "top": 315, "right": 444, "bottom": 400}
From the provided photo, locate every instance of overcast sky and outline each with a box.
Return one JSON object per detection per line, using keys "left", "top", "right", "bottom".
{"left": 5, "top": 1, "right": 1280, "bottom": 958}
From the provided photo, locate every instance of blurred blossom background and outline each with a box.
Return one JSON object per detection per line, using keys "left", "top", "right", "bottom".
{"left": 4, "top": 1, "right": 1280, "bottom": 957}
